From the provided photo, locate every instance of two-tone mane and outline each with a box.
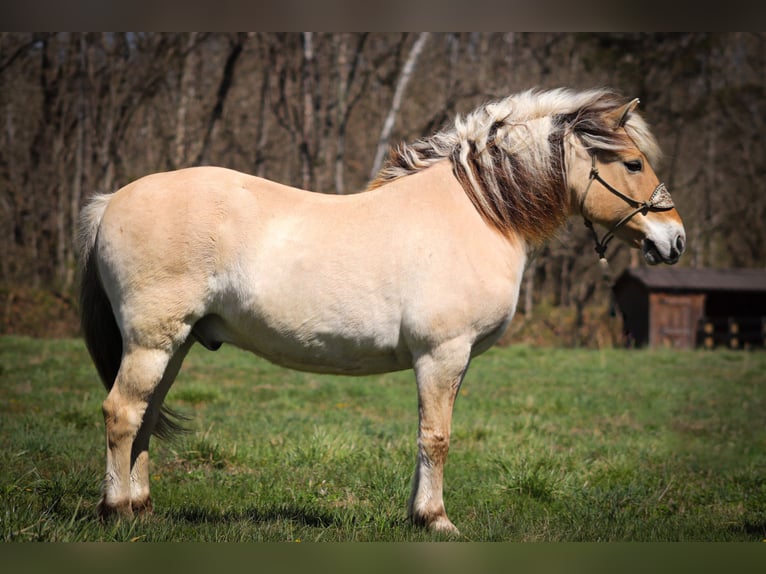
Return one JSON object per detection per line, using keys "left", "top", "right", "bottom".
{"left": 368, "top": 88, "right": 661, "bottom": 244}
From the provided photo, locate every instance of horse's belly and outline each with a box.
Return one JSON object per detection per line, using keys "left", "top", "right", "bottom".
{"left": 192, "top": 312, "right": 412, "bottom": 375}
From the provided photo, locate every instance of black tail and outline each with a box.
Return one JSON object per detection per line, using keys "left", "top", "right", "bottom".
{"left": 78, "top": 196, "right": 188, "bottom": 440}
{"left": 79, "top": 252, "right": 122, "bottom": 397}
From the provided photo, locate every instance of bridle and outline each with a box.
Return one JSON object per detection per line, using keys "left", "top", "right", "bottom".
{"left": 580, "top": 153, "right": 675, "bottom": 263}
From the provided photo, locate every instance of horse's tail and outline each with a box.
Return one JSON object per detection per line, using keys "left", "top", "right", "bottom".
{"left": 78, "top": 194, "right": 120, "bottom": 391}
{"left": 77, "top": 194, "right": 187, "bottom": 440}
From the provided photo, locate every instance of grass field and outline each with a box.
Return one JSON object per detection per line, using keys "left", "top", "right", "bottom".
{"left": 1, "top": 335, "right": 765, "bottom": 542}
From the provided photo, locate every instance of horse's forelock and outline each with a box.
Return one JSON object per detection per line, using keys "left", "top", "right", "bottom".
{"left": 563, "top": 90, "right": 662, "bottom": 166}
{"left": 623, "top": 114, "right": 662, "bottom": 166}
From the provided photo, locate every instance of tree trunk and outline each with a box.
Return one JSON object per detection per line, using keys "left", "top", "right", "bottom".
{"left": 254, "top": 65, "right": 271, "bottom": 178}
{"left": 524, "top": 259, "right": 536, "bottom": 319}
{"left": 195, "top": 33, "right": 246, "bottom": 166}
{"left": 173, "top": 32, "right": 199, "bottom": 169}
{"left": 333, "top": 33, "right": 368, "bottom": 194}
{"left": 300, "top": 32, "right": 315, "bottom": 190}
{"left": 369, "top": 32, "right": 430, "bottom": 180}
{"left": 334, "top": 35, "right": 349, "bottom": 194}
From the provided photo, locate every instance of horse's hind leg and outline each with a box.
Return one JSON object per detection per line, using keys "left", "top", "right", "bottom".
{"left": 128, "top": 338, "right": 194, "bottom": 515}
{"left": 408, "top": 339, "right": 471, "bottom": 535}
{"left": 98, "top": 343, "right": 179, "bottom": 519}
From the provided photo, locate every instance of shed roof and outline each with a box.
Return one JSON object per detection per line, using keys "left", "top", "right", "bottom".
{"left": 614, "top": 267, "right": 766, "bottom": 293}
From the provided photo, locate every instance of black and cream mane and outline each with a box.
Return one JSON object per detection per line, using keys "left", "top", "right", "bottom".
{"left": 369, "top": 88, "right": 661, "bottom": 243}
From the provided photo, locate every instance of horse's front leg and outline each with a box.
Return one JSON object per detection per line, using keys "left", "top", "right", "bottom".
{"left": 408, "top": 339, "right": 471, "bottom": 535}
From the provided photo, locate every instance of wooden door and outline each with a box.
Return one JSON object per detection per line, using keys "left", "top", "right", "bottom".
{"left": 649, "top": 293, "right": 705, "bottom": 349}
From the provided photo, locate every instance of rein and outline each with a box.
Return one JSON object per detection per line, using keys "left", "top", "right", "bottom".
{"left": 580, "top": 154, "right": 674, "bottom": 265}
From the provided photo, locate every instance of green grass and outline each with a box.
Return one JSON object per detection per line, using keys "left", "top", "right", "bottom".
{"left": 1, "top": 336, "right": 765, "bottom": 541}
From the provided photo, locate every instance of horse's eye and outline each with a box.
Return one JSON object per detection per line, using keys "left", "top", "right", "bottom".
{"left": 624, "top": 159, "right": 643, "bottom": 173}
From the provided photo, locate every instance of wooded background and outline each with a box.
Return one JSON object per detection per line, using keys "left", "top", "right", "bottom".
{"left": 1, "top": 33, "right": 764, "bottom": 341}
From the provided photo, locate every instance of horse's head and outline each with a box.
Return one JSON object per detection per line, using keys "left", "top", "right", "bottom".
{"left": 568, "top": 98, "right": 686, "bottom": 265}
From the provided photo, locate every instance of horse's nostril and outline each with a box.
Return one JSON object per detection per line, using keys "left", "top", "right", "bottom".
{"left": 676, "top": 235, "right": 686, "bottom": 254}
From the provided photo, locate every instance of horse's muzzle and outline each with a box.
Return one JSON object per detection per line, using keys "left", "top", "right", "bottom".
{"left": 642, "top": 234, "right": 685, "bottom": 265}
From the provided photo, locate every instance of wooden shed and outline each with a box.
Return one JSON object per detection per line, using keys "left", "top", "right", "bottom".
{"left": 612, "top": 267, "right": 766, "bottom": 349}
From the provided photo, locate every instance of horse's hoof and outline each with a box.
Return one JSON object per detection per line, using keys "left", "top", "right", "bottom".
{"left": 132, "top": 496, "right": 154, "bottom": 517}
{"left": 410, "top": 510, "right": 461, "bottom": 536}
{"left": 428, "top": 515, "right": 460, "bottom": 536}
{"left": 97, "top": 498, "right": 133, "bottom": 521}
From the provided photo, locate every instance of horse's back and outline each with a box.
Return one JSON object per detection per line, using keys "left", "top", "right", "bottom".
{"left": 104, "top": 166, "right": 285, "bottom": 225}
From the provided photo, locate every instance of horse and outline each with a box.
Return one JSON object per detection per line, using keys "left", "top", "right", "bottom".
{"left": 77, "top": 87, "right": 685, "bottom": 534}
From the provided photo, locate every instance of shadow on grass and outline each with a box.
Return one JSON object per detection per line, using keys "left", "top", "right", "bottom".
{"left": 169, "top": 503, "right": 344, "bottom": 529}
{"left": 161, "top": 503, "right": 436, "bottom": 540}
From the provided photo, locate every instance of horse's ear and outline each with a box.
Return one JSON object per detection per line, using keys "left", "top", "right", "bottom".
{"left": 613, "top": 98, "right": 640, "bottom": 129}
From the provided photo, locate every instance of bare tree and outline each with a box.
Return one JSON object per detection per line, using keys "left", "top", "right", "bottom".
{"left": 267, "top": 33, "right": 318, "bottom": 189}
{"left": 195, "top": 33, "right": 247, "bottom": 166}
{"left": 369, "top": 32, "right": 430, "bottom": 181}
{"left": 333, "top": 33, "right": 368, "bottom": 194}
{"left": 171, "top": 32, "right": 202, "bottom": 169}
